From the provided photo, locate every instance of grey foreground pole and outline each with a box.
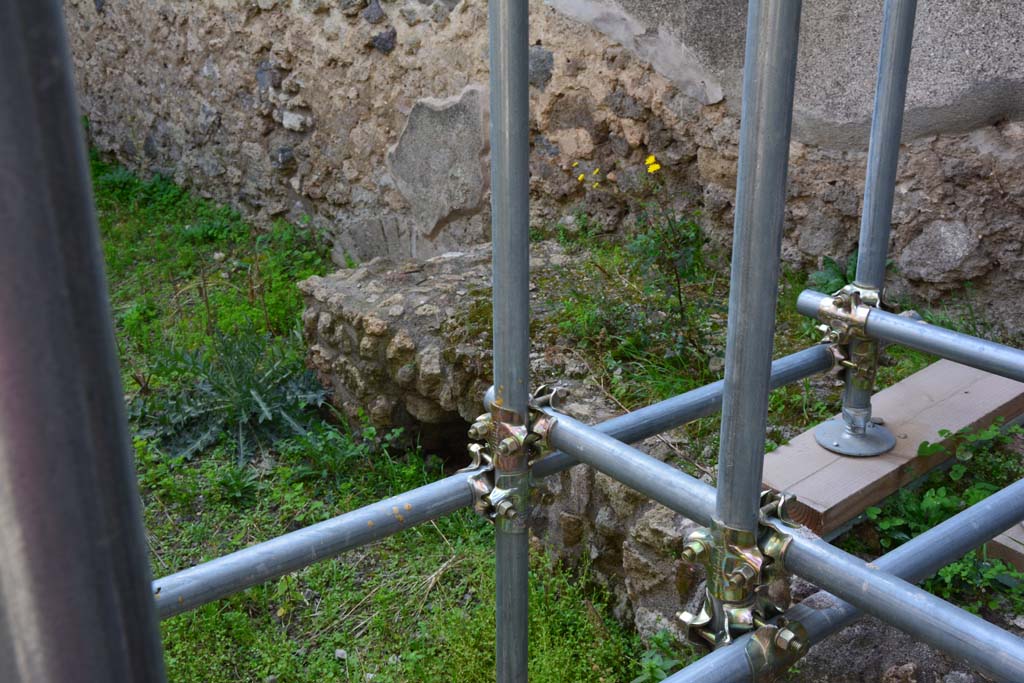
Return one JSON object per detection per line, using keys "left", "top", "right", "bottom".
{"left": 715, "top": 0, "right": 802, "bottom": 535}
{"left": 489, "top": 0, "right": 531, "bottom": 679}
{"left": 706, "top": 0, "right": 802, "bottom": 642}
{"left": 154, "top": 345, "right": 832, "bottom": 618}
{"left": 816, "top": 0, "right": 917, "bottom": 457}
{"left": 0, "top": 2, "right": 167, "bottom": 682}
{"left": 667, "top": 476, "right": 1024, "bottom": 683}
{"left": 797, "top": 290, "right": 1024, "bottom": 384}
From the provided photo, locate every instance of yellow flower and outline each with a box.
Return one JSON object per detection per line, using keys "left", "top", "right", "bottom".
{"left": 646, "top": 163, "right": 661, "bottom": 174}
{"left": 592, "top": 167, "right": 600, "bottom": 175}
{"left": 644, "top": 154, "right": 657, "bottom": 166}
{"left": 592, "top": 181, "right": 600, "bottom": 188}
{"left": 577, "top": 173, "right": 585, "bottom": 182}
{"left": 572, "top": 161, "right": 579, "bottom": 168}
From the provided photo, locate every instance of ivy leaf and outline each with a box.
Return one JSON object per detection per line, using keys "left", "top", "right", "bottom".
{"left": 917, "top": 441, "right": 947, "bottom": 457}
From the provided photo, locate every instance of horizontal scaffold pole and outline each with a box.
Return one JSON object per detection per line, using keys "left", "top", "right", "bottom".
{"left": 154, "top": 345, "right": 833, "bottom": 618}
{"left": 667, "top": 475, "right": 1024, "bottom": 683}
{"left": 532, "top": 344, "right": 834, "bottom": 479}
{"left": 798, "top": 289, "right": 1024, "bottom": 383}
{"left": 777, "top": 518, "right": 1024, "bottom": 682}
{"left": 541, "top": 412, "right": 1024, "bottom": 681}
{"left": 153, "top": 474, "right": 476, "bottom": 619}
{"left": 541, "top": 410, "right": 717, "bottom": 526}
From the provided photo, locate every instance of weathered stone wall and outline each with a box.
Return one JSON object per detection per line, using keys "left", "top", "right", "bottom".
{"left": 66, "top": 0, "right": 1024, "bottom": 331}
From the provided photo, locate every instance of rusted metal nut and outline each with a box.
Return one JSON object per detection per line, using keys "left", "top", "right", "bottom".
{"left": 496, "top": 436, "right": 520, "bottom": 457}
{"left": 728, "top": 563, "right": 758, "bottom": 587}
{"left": 494, "top": 499, "right": 517, "bottom": 519}
{"left": 775, "top": 627, "right": 806, "bottom": 655}
{"left": 681, "top": 540, "right": 707, "bottom": 564}
{"left": 468, "top": 420, "right": 490, "bottom": 441}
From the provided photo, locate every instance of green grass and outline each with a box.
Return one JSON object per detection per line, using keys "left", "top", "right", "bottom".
{"left": 536, "top": 209, "right": 997, "bottom": 473}
{"left": 98, "top": 151, "right": 1019, "bottom": 681}
{"left": 94, "top": 154, "right": 650, "bottom": 682}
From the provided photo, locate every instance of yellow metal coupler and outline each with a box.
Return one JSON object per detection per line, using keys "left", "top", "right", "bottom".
{"left": 815, "top": 284, "right": 882, "bottom": 388}
{"left": 463, "top": 385, "right": 561, "bottom": 524}
{"left": 678, "top": 522, "right": 765, "bottom": 648}
{"left": 678, "top": 493, "right": 801, "bottom": 650}
{"left": 745, "top": 617, "right": 810, "bottom": 682}
{"left": 463, "top": 409, "right": 527, "bottom": 523}
{"left": 815, "top": 283, "right": 879, "bottom": 345}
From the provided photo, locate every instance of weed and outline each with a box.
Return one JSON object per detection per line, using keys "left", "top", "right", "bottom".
{"left": 630, "top": 630, "right": 686, "bottom": 682}
{"left": 216, "top": 465, "right": 262, "bottom": 507}
{"left": 551, "top": 208, "right": 722, "bottom": 406}
{"left": 917, "top": 417, "right": 1024, "bottom": 464}
{"left": 926, "top": 550, "right": 1024, "bottom": 615}
{"left": 847, "top": 420, "right": 1024, "bottom": 614}
{"left": 132, "top": 325, "right": 326, "bottom": 464}
{"left": 807, "top": 252, "right": 858, "bottom": 293}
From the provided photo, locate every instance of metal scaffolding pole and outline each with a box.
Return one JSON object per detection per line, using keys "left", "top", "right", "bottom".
{"left": 853, "top": 0, "right": 917, "bottom": 292}
{"left": 667, "top": 476, "right": 1024, "bottom": 683}
{"left": 816, "top": 0, "right": 917, "bottom": 457}
{"left": 531, "top": 345, "right": 834, "bottom": 479}
{"left": 153, "top": 473, "right": 476, "bottom": 619}
{"left": 489, "top": 0, "right": 531, "bottom": 678}
{"left": 865, "top": 307, "right": 1024, "bottom": 383}
{"left": 154, "top": 345, "right": 832, "bottom": 618}
{"left": 539, "top": 413, "right": 1024, "bottom": 680}
{"left": 0, "top": 2, "right": 167, "bottom": 681}
{"left": 541, "top": 411, "right": 718, "bottom": 527}
{"left": 798, "top": 289, "right": 1024, "bottom": 383}
{"left": 776, "top": 522, "right": 1024, "bottom": 682}
{"left": 715, "top": 0, "right": 802, "bottom": 535}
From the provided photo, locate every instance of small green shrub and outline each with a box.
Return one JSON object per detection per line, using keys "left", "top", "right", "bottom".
{"left": 132, "top": 325, "right": 326, "bottom": 464}
{"left": 851, "top": 419, "right": 1024, "bottom": 613}
{"left": 925, "top": 551, "right": 1024, "bottom": 614}
{"left": 917, "top": 417, "right": 1024, "bottom": 463}
{"left": 215, "top": 465, "right": 261, "bottom": 506}
{"left": 630, "top": 630, "right": 686, "bottom": 682}
{"left": 807, "top": 252, "right": 857, "bottom": 293}
{"left": 552, "top": 208, "right": 722, "bottom": 405}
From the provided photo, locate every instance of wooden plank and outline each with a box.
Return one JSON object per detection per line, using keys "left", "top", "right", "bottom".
{"left": 988, "top": 524, "right": 1024, "bottom": 570}
{"left": 762, "top": 360, "right": 1024, "bottom": 552}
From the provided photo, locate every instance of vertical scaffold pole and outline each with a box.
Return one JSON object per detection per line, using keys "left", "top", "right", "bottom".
{"left": 703, "top": 0, "right": 801, "bottom": 641}
{"left": 815, "top": 0, "right": 916, "bottom": 456}
{"left": 716, "top": 0, "right": 802, "bottom": 535}
{"left": 0, "top": 2, "right": 167, "bottom": 682}
{"left": 489, "top": 0, "right": 531, "bottom": 680}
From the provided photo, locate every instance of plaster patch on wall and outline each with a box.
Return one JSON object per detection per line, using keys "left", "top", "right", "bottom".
{"left": 546, "top": 0, "right": 723, "bottom": 105}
